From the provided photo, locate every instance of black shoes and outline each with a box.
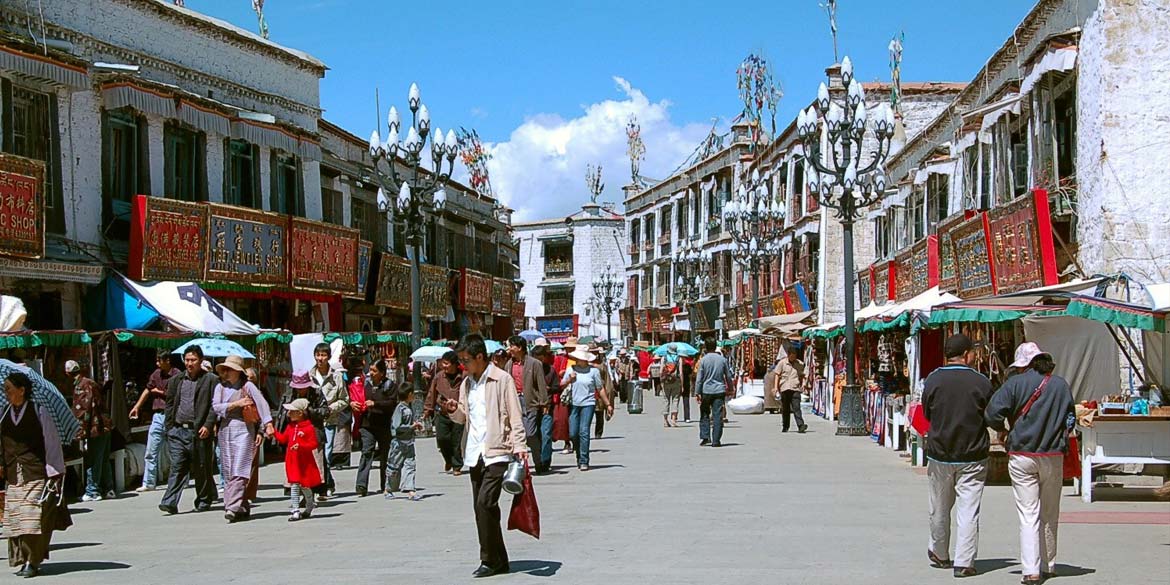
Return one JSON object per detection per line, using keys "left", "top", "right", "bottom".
{"left": 711, "top": 442, "right": 722, "bottom": 448}
{"left": 798, "top": 424, "right": 808, "bottom": 433}
{"left": 700, "top": 439, "right": 711, "bottom": 446}
{"left": 194, "top": 505, "right": 212, "bottom": 513}
{"left": 158, "top": 504, "right": 178, "bottom": 515}
{"left": 472, "top": 564, "right": 508, "bottom": 578}
{"left": 356, "top": 486, "right": 367, "bottom": 497}
{"left": 15, "top": 564, "right": 38, "bottom": 578}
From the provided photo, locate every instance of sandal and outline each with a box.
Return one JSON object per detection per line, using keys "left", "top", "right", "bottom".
{"left": 927, "top": 550, "right": 952, "bottom": 569}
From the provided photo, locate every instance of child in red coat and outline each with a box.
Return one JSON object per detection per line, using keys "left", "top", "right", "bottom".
{"left": 274, "top": 398, "right": 322, "bottom": 521}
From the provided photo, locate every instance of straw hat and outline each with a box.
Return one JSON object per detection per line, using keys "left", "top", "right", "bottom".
{"left": 1010, "top": 342, "right": 1051, "bottom": 368}
{"left": 569, "top": 348, "right": 595, "bottom": 363}
{"left": 564, "top": 337, "right": 579, "bottom": 349}
{"left": 289, "top": 371, "right": 313, "bottom": 389}
{"left": 283, "top": 398, "right": 310, "bottom": 412}
{"left": 532, "top": 337, "right": 550, "bottom": 347}
{"left": 215, "top": 354, "right": 247, "bottom": 377}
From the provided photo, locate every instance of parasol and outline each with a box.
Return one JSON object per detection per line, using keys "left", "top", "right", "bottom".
{"left": 0, "top": 359, "right": 81, "bottom": 444}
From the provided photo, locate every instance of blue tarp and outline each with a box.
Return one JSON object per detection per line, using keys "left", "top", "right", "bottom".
{"left": 84, "top": 275, "right": 160, "bottom": 331}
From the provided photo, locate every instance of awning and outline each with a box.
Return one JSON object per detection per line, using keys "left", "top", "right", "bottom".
{"left": 882, "top": 183, "right": 910, "bottom": 210}
{"left": 913, "top": 159, "right": 957, "bottom": 186}
{"left": 0, "top": 257, "right": 105, "bottom": 284}
{"left": 0, "top": 44, "right": 88, "bottom": 88}
{"left": 860, "top": 287, "right": 961, "bottom": 333}
{"left": 231, "top": 119, "right": 321, "bottom": 160}
{"left": 102, "top": 83, "right": 178, "bottom": 118}
{"left": 90, "top": 275, "right": 259, "bottom": 335}
{"left": 757, "top": 309, "right": 815, "bottom": 335}
{"left": 1065, "top": 297, "right": 1168, "bottom": 333}
{"left": 1020, "top": 47, "right": 1077, "bottom": 96}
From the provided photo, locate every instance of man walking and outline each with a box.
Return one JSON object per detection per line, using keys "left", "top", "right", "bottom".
{"left": 424, "top": 350, "right": 466, "bottom": 475}
{"left": 159, "top": 345, "right": 219, "bottom": 514}
{"left": 921, "top": 334, "right": 994, "bottom": 578}
{"left": 130, "top": 352, "right": 180, "bottom": 492}
{"left": 449, "top": 334, "right": 529, "bottom": 578}
{"left": 505, "top": 335, "right": 549, "bottom": 470}
{"left": 774, "top": 344, "right": 808, "bottom": 433}
{"left": 694, "top": 338, "right": 731, "bottom": 447}
{"left": 69, "top": 360, "right": 114, "bottom": 501}
{"left": 311, "top": 343, "right": 347, "bottom": 496}
{"left": 529, "top": 345, "right": 558, "bottom": 473}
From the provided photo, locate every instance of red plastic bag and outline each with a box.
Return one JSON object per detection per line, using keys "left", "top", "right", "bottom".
{"left": 1063, "top": 435, "right": 1081, "bottom": 480}
{"left": 908, "top": 402, "right": 930, "bottom": 436}
{"left": 507, "top": 464, "right": 540, "bottom": 539}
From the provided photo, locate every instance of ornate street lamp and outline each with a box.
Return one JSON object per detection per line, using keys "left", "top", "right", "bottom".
{"left": 369, "top": 82, "right": 460, "bottom": 396}
{"left": 673, "top": 241, "right": 713, "bottom": 304}
{"left": 591, "top": 262, "right": 624, "bottom": 344}
{"left": 795, "top": 57, "right": 896, "bottom": 436}
{"left": 723, "top": 167, "right": 785, "bottom": 327}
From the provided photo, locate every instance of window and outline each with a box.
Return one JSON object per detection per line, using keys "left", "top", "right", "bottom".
{"left": 321, "top": 187, "right": 343, "bottom": 225}
{"left": 2, "top": 81, "right": 64, "bottom": 233}
{"left": 270, "top": 151, "right": 303, "bottom": 216}
{"left": 225, "top": 139, "right": 259, "bottom": 208}
{"left": 349, "top": 191, "right": 385, "bottom": 249}
{"left": 677, "top": 198, "right": 687, "bottom": 239}
{"left": 101, "top": 109, "right": 149, "bottom": 239}
{"left": 692, "top": 190, "right": 701, "bottom": 235}
{"left": 926, "top": 174, "right": 949, "bottom": 234}
{"left": 163, "top": 123, "right": 206, "bottom": 201}
{"left": 544, "top": 287, "right": 573, "bottom": 315}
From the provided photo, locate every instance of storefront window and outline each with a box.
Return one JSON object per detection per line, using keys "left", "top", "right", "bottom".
{"left": 102, "top": 109, "right": 149, "bottom": 240}
{"left": 164, "top": 122, "right": 206, "bottom": 202}
{"left": 270, "top": 150, "right": 303, "bottom": 216}
{"left": 926, "top": 174, "right": 949, "bottom": 235}
{"left": 2, "top": 80, "right": 64, "bottom": 233}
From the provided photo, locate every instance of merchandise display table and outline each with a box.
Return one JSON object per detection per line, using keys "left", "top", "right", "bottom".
{"left": 1078, "top": 414, "right": 1170, "bottom": 502}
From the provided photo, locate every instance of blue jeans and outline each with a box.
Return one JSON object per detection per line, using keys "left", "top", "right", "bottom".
{"left": 143, "top": 412, "right": 167, "bottom": 487}
{"left": 539, "top": 413, "right": 554, "bottom": 471}
{"left": 568, "top": 404, "right": 596, "bottom": 467}
{"left": 84, "top": 433, "right": 112, "bottom": 497}
{"left": 699, "top": 394, "right": 726, "bottom": 445}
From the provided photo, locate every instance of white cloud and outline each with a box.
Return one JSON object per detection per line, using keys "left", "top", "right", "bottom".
{"left": 479, "top": 77, "right": 712, "bottom": 223}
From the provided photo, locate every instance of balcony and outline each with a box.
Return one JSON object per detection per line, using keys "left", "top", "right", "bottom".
{"left": 658, "top": 234, "right": 671, "bottom": 245}
{"left": 543, "top": 260, "right": 573, "bottom": 278}
{"left": 642, "top": 241, "right": 653, "bottom": 251}
{"left": 545, "top": 299, "right": 574, "bottom": 315}
{"left": 628, "top": 243, "right": 641, "bottom": 255}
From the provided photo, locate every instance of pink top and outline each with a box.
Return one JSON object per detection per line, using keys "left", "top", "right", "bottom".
{"left": 511, "top": 362, "right": 525, "bottom": 394}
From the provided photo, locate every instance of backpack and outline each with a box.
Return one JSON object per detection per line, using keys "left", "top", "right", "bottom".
{"left": 663, "top": 361, "right": 679, "bottom": 382}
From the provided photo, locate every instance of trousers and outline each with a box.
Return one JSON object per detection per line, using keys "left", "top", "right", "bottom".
{"left": 522, "top": 408, "right": 552, "bottom": 472}
{"left": 928, "top": 459, "right": 988, "bottom": 568}
{"left": 143, "top": 412, "right": 168, "bottom": 488}
{"left": 470, "top": 460, "right": 509, "bottom": 571}
{"left": 160, "top": 426, "right": 216, "bottom": 510}
{"left": 83, "top": 433, "right": 113, "bottom": 497}
{"left": 780, "top": 390, "right": 806, "bottom": 431}
{"left": 699, "top": 394, "right": 725, "bottom": 444}
{"left": 356, "top": 427, "right": 391, "bottom": 492}
{"left": 387, "top": 440, "right": 417, "bottom": 492}
{"left": 569, "top": 404, "right": 596, "bottom": 467}
{"left": 1008, "top": 454, "right": 1063, "bottom": 577}
{"left": 434, "top": 413, "right": 465, "bottom": 470}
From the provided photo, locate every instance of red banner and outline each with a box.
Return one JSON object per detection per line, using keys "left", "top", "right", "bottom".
{"left": 130, "top": 195, "right": 207, "bottom": 281}
{"left": 988, "top": 190, "right": 1059, "bottom": 294}
{"left": 459, "top": 268, "right": 492, "bottom": 313}
{"left": 948, "top": 212, "right": 996, "bottom": 298}
{"left": 0, "top": 154, "right": 45, "bottom": 259}
{"left": 289, "top": 218, "right": 359, "bottom": 292}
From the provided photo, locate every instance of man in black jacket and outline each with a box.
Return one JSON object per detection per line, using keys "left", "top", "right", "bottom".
{"left": 921, "top": 334, "right": 993, "bottom": 578}
{"left": 354, "top": 359, "right": 397, "bottom": 497}
{"left": 159, "top": 344, "right": 219, "bottom": 514}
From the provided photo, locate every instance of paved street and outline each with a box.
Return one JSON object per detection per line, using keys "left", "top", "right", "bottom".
{"left": 8, "top": 407, "right": 1169, "bottom": 584}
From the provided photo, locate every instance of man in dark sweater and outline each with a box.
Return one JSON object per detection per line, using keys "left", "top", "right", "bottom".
{"left": 921, "top": 334, "right": 994, "bottom": 578}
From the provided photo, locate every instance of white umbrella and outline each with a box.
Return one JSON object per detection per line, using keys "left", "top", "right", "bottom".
{"left": 410, "top": 345, "right": 451, "bottom": 362}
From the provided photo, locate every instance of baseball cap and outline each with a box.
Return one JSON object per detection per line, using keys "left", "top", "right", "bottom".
{"left": 943, "top": 334, "right": 973, "bottom": 359}
{"left": 283, "top": 398, "right": 310, "bottom": 412}
{"left": 64, "top": 360, "right": 81, "bottom": 374}
{"left": 1010, "top": 342, "right": 1051, "bottom": 368}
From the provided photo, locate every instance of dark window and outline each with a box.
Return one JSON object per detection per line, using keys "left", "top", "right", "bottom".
{"left": 321, "top": 187, "right": 343, "bottom": 225}
{"left": 163, "top": 123, "right": 206, "bottom": 201}
{"left": 2, "top": 81, "right": 64, "bottom": 233}
{"left": 101, "top": 109, "right": 149, "bottom": 240}
{"left": 927, "top": 174, "right": 949, "bottom": 235}
{"left": 1054, "top": 90, "right": 1076, "bottom": 181}
{"left": 270, "top": 151, "right": 303, "bottom": 216}
{"left": 225, "top": 139, "right": 259, "bottom": 208}
{"left": 350, "top": 193, "right": 384, "bottom": 250}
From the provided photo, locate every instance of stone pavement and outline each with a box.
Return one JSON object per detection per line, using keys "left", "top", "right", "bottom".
{"left": 7, "top": 406, "right": 1169, "bottom": 584}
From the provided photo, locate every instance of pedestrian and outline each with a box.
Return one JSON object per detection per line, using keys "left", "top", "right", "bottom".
{"left": 985, "top": 342, "right": 1075, "bottom": 584}
{"left": 530, "top": 344, "right": 558, "bottom": 473}
{"left": 694, "top": 338, "right": 731, "bottom": 447}
{"left": 424, "top": 350, "right": 466, "bottom": 475}
{"left": 591, "top": 348, "right": 614, "bottom": 438}
{"left": 243, "top": 367, "right": 263, "bottom": 504}
{"left": 130, "top": 351, "right": 179, "bottom": 493}
{"left": 616, "top": 349, "right": 634, "bottom": 405}
{"left": 680, "top": 353, "right": 695, "bottom": 422}
{"left": 211, "top": 354, "right": 275, "bottom": 523}
{"left": 661, "top": 346, "right": 682, "bottom": 428}
{"left": 159, "top": 345, "right": 218, "bottom": 515}
{"left": 1, "top": 371, "right": 71, "bottom": 578}
{"left": 775, "top": 343, "right": 808, "bottom": 433}
{"left": 649, "top": 355, "right": 663, "bottom": 397}
{"left": 447, "top": 334, "right": 528, "bottom": 578}
{"left": 490, "top": 349, "right": 509, "bottom": 371}
{"left": 354, "top": 359, "right": 396, "bottom": 497}
{"left": 275, "top": 371, "right": 329, "bottom": 500}
{"left": 311, "top": 343, "right": 348, "bottom": 496}
{"left": 273, "top": 398, "right": 322, "bottom": 521}
{"left": 67, "top": 359, "right": 115, "bottom": 502}
{"left": 562, "top": 347, "right": 607, "bottom": 471}
{"left": 505, "top": 335, "right": 550, "bottom": 470}
{"left": 921, "top": 334, "right": 994, "bottom": 578}
{"left": 387, "top": 385, "right": 423, "bottom": 501}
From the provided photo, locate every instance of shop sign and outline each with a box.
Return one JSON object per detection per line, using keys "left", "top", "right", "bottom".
{"left": 0, "top": 154, "right": 44, "bottom": 259}
{"left": 130, "top": 195, "right": 207, "bottom": 281}
{"left": 725, "top": 306, "right": 740, "bottom": 330}
{"left": 895, "top": 236, "right": 940, "bottom": 302}
{"left": 419, "top": 263, "right": 450, "bottom": 319}
{"left": 873, "top": 261, "right": 892, "bottom": 303}
{"left": 856, "top": 268, "right": 873, "bottom": 305}
{"left": 535, "top": 314, "right": 578, "bottom": 342}
{"left": 988, "top": 190, "right": 1059, "bottom": 294}
{"left": 513, "top": 300, "right": 527, "bottom": 332}
{"left": 948, "top": 212, "right": 996, "bottom": 298}
{"left": 656, "top": 308, "right": 674, "bottom": 333}
{"left": 636, "top": 309, "right": 652, "bottom": 333}
{"left": 459, "top": 268, "right": 492, "bottom": 313}
{"left": 373, "top": 253, "right": 411, "bottom": 310}
{"left": 689, "top": 299, "right": 719, "bottom": 331}
{"left": 936, "top": 212, "right": 972, "bottom": 293}
{"left": 355, "top": 240, "right": 373, "bottom": 299}
{"left": 770, "top": 294, "right": 789, "bottom": 317}
{"left": 289, "top": 218, "right": 359, "bottom": 292}
{"left": 491, "top": 277, "right": 514, "bottom": 317}
{"left": 206, "top": 204, "right": 286, "bottom": 286}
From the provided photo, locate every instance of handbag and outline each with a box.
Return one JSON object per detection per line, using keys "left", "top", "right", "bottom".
{"left": 507, "top": 462, "right": 540, "bottom": 539}
{"left": 235, "top": 387, "right": 261, "bottom": 425}
{"left": 1063, "top": 433, "right": 1082, "bottom": 480}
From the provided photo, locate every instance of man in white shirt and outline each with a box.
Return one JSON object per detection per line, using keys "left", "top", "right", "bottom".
{"left": 446, "top": 334, "right": 529, "bottom": 579}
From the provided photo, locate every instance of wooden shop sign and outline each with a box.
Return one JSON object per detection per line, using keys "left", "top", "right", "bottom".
{"left": 656, "top": 308, "right": 674, "bottom": 333}
{"left": 130, "top": 195, "right": 207, "bottom": 281}
{"left": 419, "top": 263, "right": 451, "bottom": 319}
{"left": 725, "top": 306, "right": 740, "bottom": 331}
{"left": 459, "top": 268, "right": 492, "bottom": 313}
{"left": 513, "top": 299, "right": 527, "bottom": 331}
{"left": 895, "top": 236, "right": 940, "bottom": 302}
{"left": 873, "top": 261, "right": 893, "bottom": 303}
{"left": 947, "top": 212, "right": 996, "bottom": 298}
{"left": 205, "top": 204, "right": 287, "bottom": 286}
{"left": 0, "top": 154, "right": 45, "bottom": 259}
{"left": 619, "top": 307, "right": 634, "bottom": 336}
{"left": 373, "top": 253, "right": 410, "bottom": 310}
{"left": 988, "top": 189, "right": 1058, "bottom": 294}
{"left": 935, "top": 212, "right": 974, "bottom": 293}
{"left": 857, "top": 267, "right": 873, "bottom": 305}
{"left": 491, "top": 277, "right": 514, "bottom": 317}
{"left": 289, "top": 217, "right": 359, "bottom": 292}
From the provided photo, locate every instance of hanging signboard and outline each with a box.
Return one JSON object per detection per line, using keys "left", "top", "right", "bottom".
{"left": 726, "top": 306, "right": 740, "bottom": 330}
{"left": 0, "top": 154, "right": 45, "bottom": 259}
{"left": 205, "top": 204, "right": 287, "bottom": 286}
{"left": 534, "top": 314, "right": 578, "bottom": 343}
{"left": 873, "top": 261, "right": 893, "bottom": 303}
{"left": 491, "top": 277, "right": 514, "bottom": 317}
{"left": 419, "top": 263, "right": 450, "bottom": 319}
{"left": 130, "top": 195, "right": 207, "bottom": 281}
{"left": 459, "top": 268, "right": 492, "bottom": 313}
{"left": 988, "top": 189, "right": 1059, "bottom": 294}
{"left": 373, "top": 253, "right": 410, "bottom": 310}
{"left": 856, "top": 268, "right": 873, "bottom": 306}
{"left": 354, "top": 240, "right": 373, "bottom": 299}
{"left": 948, "top": 212, "right": 996, "bottom": 298}
{"left": 895, "top": 236, "right": 940, "bottom": 302}
{"left": 289, "top": 218, "right": 359, "bottom": 292}
{"left": 619, "top": 307, "right": 634, "bottom": 337}
{"left": 936, "top": 212, "right": 973, "bottom": 293}
{"left": 513, "top": 299, "right": 527, "bottom": 332}
{"left": 656, "top": 308, "right": 674, "bottom": 333}
{"left": 770, "top": 294, "right": 789, "bottom": 317}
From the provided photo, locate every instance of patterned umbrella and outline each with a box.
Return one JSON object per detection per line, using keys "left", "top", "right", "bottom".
{"left": 0, "top": 359, "right": 81, "bottom": 444}
{"left": 171, "top": 338, "right": 255, "bottom": 359}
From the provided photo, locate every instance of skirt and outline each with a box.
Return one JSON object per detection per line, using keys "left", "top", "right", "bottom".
{"left": 552, "top": 402, "right": 571, "bottom": 442}
{"left": 3, "top": 479, "right": 71, "bottom": 567}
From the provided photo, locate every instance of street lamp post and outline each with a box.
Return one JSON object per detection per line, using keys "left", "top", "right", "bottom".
{"left": 795, "top": 57, "right": 896, "bottom": 436}
{"left": 591, "top": 263, "right": 624, "bottom": 344}
{"left": 369, "top": 83, "right": 459, "bottom": 398}
{"left": 673, "top": 241, "right": 713, "bottom": 304}
{"left": 723, "top": 168, "right": 785, "bottom": 327}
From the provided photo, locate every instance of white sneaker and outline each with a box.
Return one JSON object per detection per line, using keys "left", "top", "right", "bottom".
{"left": 81, "top": 494, "right": 102, "bottom": 502}
{"left": 135, "top": 485, "right": 156, "bottom": 493}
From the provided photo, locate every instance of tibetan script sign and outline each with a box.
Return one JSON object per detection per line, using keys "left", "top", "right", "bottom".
{"left": 770, "top": 294, "right": 789, "bottom": 317}
{"left": 131, "top": 195, "right": 207, "bottom": 281}
{"left": 988, "top": 190, "right": 1058, "bottom": 294}
{"left": 895, "top": 237, "right": 939, "bottom": 302}
{"left": 420, "top": 263, "right": 450, "bottom": 319}
{"left": 857, "top": 268, "right": 872, "bottom": 306}
{"left": 289, "top": 218, "right": 359, "bottom": 292}
{"left": 636, "top": 309, "right": 652, "bottom": 334}
{"left": 0, "top": 154, "right": 44, "bottom": 259}
{"left": 491, "top": 278, "right": 514, "bottom": 317}
{"left": 354, "top": 240, "right": 373, "bottom": 299}
{"left": 689, "top": 299, "right": 718, "bottom": 331}
{"left": 373, "top": 253, "right": 410, "bottom": 310}
{"left": 656, "top": 308, "right": 674, "bottom": 333}
{"left": 513, "top": 300, "right": 527, "bottom": 332}
{"left": 535, "top": 314, "right": 578, "bottom": 342}
{"left": 873, "top": 261, "right": 892, "bottom": 303}
{"left": 206, "top": 204, "right": 286, "bottom": 286}
{"left": 460, "top": 269, "right": 492, "bottom": 313}
{"left": 936, "top": 212, "right": 971, "bottom": 293}
{"left": 949, "top": 212, "right": 995, "bottom": 298}
{"left": 619, "top": 307, "right": 634, "bottom": 336}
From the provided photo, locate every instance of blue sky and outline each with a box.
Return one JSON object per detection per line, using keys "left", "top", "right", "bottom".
{"left": 187, "top": 0, "right": 1034, "bottom": 220}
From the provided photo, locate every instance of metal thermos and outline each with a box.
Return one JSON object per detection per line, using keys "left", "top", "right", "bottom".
{"left": 502, "top": 459, "right": 526, "bottom": 495}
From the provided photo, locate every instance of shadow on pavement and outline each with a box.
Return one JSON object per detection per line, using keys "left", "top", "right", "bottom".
{"left": 41, "top": 561, "right": 130, "bottom": 575}
{"left": 972, "top": 558, "right": 1014, "bottom": 574}
{"left": 1051, "top": 564, "right": 1097, "bottom": 578}
{"left": 582, "top": 464, "right": 625, "bottom": 470}
{"left": 591, "top": 436, "right": 624, "bottom": 440}
{"left": 49, "top": 542, "right": 101, "bottom": 552}
{"left": 510, "top": 559, "right": 562, "bottom": 577}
